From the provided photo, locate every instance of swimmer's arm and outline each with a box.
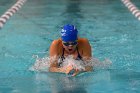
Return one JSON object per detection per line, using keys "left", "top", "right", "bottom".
{"left": 72, "top": 65, "right": 93, "bottom": 76}
{"left": 49, "top": 66, "right": 66, "bottom": 73}
{"left": 49, "top": 62, "right": 66, "bottom": 73}
{"left": 82, "top": 39, "right": 93, "bottom": 72}
{"left": 83, "top": 66, "right": 93, "bottom": 71}
{"left": 82, "top": 58, "right": 93, "bottom": 72}
{"left": 49, "top": 67, "right": 65, "bottom": 73}
{"left": 49, "top": 40, "right": 65, "bottom": 73}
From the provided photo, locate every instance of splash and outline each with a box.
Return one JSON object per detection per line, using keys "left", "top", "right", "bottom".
{"left": 30, "top": 55, "right": 112, "bottom": 72}
{"left": 90, "top": 57, "right": 112, "bottom": 69}
{"left": 29, "top": 55, "right": 51, "bottom": 72}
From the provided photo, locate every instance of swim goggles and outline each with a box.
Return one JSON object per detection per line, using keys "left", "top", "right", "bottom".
{"left": 63, "top": 41, "right": 77, "bottom": 46}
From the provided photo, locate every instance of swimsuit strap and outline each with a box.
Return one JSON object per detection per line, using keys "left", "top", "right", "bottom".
{"left": 58, "top": 48, "right": 65, "bottom": 67}
{"left": 76, "top": 47, "right": 82, "bottom": 60}
{"left": 61, "top": 48, "right": 65, "bottom": 61}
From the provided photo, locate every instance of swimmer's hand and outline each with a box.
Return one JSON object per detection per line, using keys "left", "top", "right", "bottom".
{"left": 71, "top": 69, "right": 81, "bottom": 76}
{"left": 64, "top": 65, "right": 81, "bottom": 76}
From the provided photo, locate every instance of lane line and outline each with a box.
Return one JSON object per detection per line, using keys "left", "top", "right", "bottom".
{"left": 0, "top": 0, "right": 27, "bottom": 29}
{"left": 121, "top": 0, "right": 140, "bottom": 21}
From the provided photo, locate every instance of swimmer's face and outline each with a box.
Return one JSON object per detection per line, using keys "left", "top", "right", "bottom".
{"left": 62, "top": 41, "right": 78, "bottom": 53}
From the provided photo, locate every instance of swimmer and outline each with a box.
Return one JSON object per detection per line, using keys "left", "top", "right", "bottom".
{"left": 49, "top": 24, "right": 93, "bottom": 76}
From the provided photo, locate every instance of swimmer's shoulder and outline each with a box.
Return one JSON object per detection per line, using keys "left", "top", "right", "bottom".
{"left": 77, "top": 38, "right": 91, "bottom": 50}
{"left": 51, "top": 38, "right": 63, "bottom": 47}
{"left": 50, "top": 39, "right": 63, "bottom": 55}
{"left": 78, "top": 38, "right": 89, "bottom": 44}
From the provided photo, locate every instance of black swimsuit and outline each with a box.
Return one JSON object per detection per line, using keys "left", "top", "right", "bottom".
{"left": 58, "top": 47, "right": 82, "bottom": 66}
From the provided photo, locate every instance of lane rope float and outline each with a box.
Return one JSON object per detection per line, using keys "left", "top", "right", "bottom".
{"left": 0, "top": 0, "right": 27, "bottom": 29}
{"left": 121, "top": 0, "right": 140, "bottom": 21}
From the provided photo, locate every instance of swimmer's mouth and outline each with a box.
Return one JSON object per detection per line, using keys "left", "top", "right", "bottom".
{"left": 69, "top": 49, "right": 72, "bottom": 51}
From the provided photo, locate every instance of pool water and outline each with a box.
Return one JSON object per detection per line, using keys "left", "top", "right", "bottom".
{"left": 0, "top": 0, "right": 17, "bottom": 15}
{"left": 0, "top": 0, "right": 140, "bottom": 93}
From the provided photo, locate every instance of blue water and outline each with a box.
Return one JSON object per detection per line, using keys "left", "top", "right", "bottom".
{"left": 0, "top": 0, "right": 17, "bottom": 14}
{"left": 0, "top": 0, "right": 140, "bottom": 93}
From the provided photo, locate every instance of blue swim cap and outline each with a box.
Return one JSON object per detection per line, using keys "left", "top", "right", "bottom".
{"left": 61, "top": 24, "right": 78, "bottom": 42}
